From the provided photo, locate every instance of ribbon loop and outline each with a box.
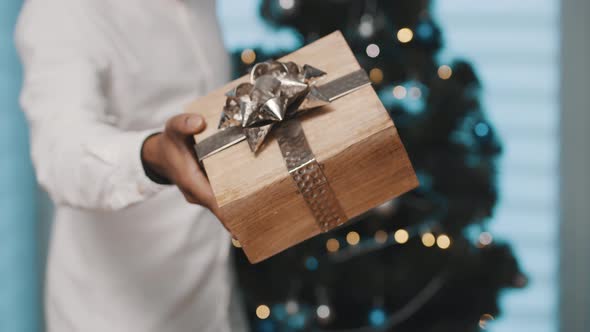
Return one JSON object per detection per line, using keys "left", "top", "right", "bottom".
{"left": 219, "top": 60, "right": 329, "bottom": 152}
{"left": 198, "top": 64, "right": 370, "bottom": 161}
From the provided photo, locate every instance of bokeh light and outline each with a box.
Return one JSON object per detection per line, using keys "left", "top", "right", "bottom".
{"left": 279, "top": 0, "right": 295, "bottom": 10}
{"left": 438, "top": 65, "right": 452, "bottom": 79}
{"left": 256, "top": 304, "right": 271, "bottom": 319}
{"left": 369, "top": 68, "right": 384, "bottom": 84}
{"left": 359, "top": 15, "right": 375, "bottom": 38}
{"left": 394, "top": 229, "right": 409, "bottom": 244}
{"left": 346, "top": 231, "right": 360, "bottom": 245}
{"left": 393, "top": 85, "right": 407, "bottom": 99}
{"left": 241, "top": 49, "right": 257, "bottom": 65}
{"left": 374, "top": 230, "right": 388, "bottom": 244}
{"left": 475, "top": 122, "right": 490, "bottom": 137}
{"left": 326, "top": 238, "right": 340, "bottom": 252}
{"left": 479, "top": 232, "right": 493, "bottom": 246}
{"left": 436, "top": 234, "right": 451, "bottom": 249}
{"left": 397, "top": 28, "right": 414, "bottom": 43}
{"left": 369, "top": 308, "right": 386, "bottom": 326}
{"left": 409, "top": 86, "right": 422, "bottom": 99}
{"left": 305, "top": 256, "right": 319, "bottom": 270}
{"left": 285, "top": 300, "right": 299, "bottom": 315}
{"left": 366, "top": 43, "right": 380, "bottom": 58}
{"left": 316, "top": 305, "right": 331, "bottom": 319}
{"left": 421, "top": 232, "right": 436, "bottom": 247}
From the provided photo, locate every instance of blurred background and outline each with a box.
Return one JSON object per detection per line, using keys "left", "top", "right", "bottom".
{"left": 1, "top": 0, "right": 588, "bottom": 331}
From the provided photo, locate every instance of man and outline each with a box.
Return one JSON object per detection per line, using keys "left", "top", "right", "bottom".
{"left": 16, "top": 0, "right": 246, "bottom": 331}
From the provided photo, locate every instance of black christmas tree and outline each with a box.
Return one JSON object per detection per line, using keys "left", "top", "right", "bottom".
{"left": 230, "top": 1, "right": 527, "bottom": 331}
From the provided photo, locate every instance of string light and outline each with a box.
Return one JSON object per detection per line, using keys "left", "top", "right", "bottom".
{"left": 393, "top": 85, "right": 407, "bottom": 99}
{"left": 393, "top": 229, "right": 409, "bottom": 244}
{"left": 285, "top": 300, "right": 299, "bottom": 314}
{"left": 369, "top": 68, "right": 384, "bottom": 84}
{"left": 359, "top": 15, "right": 375, "bottom": 38}
{"left": 409, "top": 86, "right": 422, "bottom": 99}
{"left": 479, "top": 313, "right": 494, "bottom": 329}
{"left": 316, "top": 304, "right": 331, "bottom": 320}
{"left": 479, "top": 232, "right": 493, "bottom": 246}
{"left": 421, "top": 232, "right": 436, "bottom": 247}
{"left": 438, "top": 65, "right": 452, "bottom": 79}
{"left": 305, "top": 256, "right": 319, "bottom": 271}
{"left": 397, "top": 28, "right": 414, "bottom": 43}
{"left": 366, "top": 44, "right": 380, "bottom": 58}
{"left": 278, "top": 0, "right": 295, "bottom": 10}
{"left": 416, "top": 21, "right": 434, "bottom": 40}
{"left": 369, "top": 308, "right": 386, "bottom": 326}
{"left": 231, "top": 238, "right": 242, "bottom": 248}
{"left": 241, "top": 49, "right": 257, "bottom": 65}
{"left": 346, "top": 231, "right": 361, "bottom": 245}
{"left": 326, "top": 238, "right": 340, "bottom": 252}
{"left": 256, "top": 304, "right": 271, "bottom": 319}
{"left": 374, "top": 230, "right": 388, "bottom": 244}
{"left": 474, "top": 122, "right": 490, "bottom": 137}
{"left": 436, "top": 234, "right": 451, "bottom": 249}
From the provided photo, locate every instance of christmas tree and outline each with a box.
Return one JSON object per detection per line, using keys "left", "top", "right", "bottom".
{"left": 230, "top": 1, "right": 527, "bottom": 331}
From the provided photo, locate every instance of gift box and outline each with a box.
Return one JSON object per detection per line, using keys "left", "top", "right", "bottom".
{"left": 187, "top": 31, "right": 418, "bottom": 263}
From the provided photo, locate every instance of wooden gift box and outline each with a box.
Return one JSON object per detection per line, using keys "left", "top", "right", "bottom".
{"left": 187, "top": 31, "right": 418, "bottom": 263}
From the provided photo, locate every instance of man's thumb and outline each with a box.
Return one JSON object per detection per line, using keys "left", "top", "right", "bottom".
{"left": 166, "top": 114, "right": 207, "bottom": 136}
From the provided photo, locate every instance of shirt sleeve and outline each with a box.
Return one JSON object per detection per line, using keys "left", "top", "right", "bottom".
{"left": 15, "top": 1, "right": 168, "bottom": 211}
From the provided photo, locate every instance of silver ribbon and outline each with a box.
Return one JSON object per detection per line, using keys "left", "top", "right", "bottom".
{"left": 195, "top": 61, "right": 370, "bottom": 232}
{"left": 275, "top": 120, "right": 348, "bottom": 231}
{"left": 196, "top": 61, "right": 371, "bottom": 160}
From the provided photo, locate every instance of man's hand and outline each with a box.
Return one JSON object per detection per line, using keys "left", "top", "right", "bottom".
{"left": 142, "top": 114, "right": 219, "bottom": 214}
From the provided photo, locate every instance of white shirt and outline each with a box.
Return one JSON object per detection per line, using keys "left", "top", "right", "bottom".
{"left": 15, "top": 0, "right": 246, "bottom": 331}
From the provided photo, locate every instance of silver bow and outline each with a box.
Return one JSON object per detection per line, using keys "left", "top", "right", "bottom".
{"left": 219, "top": 61, "right": 331, "bottom": 152}
{"left": 195, "top": 62, "right": 371, "bottom": 161}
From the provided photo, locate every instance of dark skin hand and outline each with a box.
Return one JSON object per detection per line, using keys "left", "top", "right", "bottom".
{"left": 141, "top": 114, "right": 220, "bottom": 217}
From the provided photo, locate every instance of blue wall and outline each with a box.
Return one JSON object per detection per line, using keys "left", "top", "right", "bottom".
{"left": 0, "top": 1, "right": 42, "bottom": 331}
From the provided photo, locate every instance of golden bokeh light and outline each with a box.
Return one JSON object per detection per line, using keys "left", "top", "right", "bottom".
{"left": 393, "top": 85, "right": 407, "bottom": 99}
{"left": 346, "top": 231, "right": 361, "bottom": 246}
{"left": 397, "top": 28, "right": 414, "bottom": 43}
{"left": 374, "top": 230, "right": 388, "bottom": 244}
{"left": 326, "top": 238, "right": 340, "bottom": 252}
{"left": 421, "top": 232, "right": 436, "bottom": 247}
{"left": 436, "top": 234, "right": 451, "bottom": 249}
{"left": 256, "top": 304, "right": 271, "bottom": 319}
{"left": 393, "top": 229, "right": 409, "bottom": 244}
{"left": 438, "top": 65, "right": 452, "bottom": 80}
{"left": 231, "top": 238, "right": 242, "bottom": 248}
{"left": 369, "top": 68, "right": 384, "bottom": 84}
{"left": 241, "top": 49, "right": 257, "bottom": 65}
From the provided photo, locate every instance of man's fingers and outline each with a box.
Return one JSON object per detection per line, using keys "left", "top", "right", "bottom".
{"left": 163, "top": 114, "right": 222, "bottom": 215}
{"left": 177, "top": 169, "right": 217, "bottom": 210}
{"left": 165, "top": 114, "right": 207, "bottom": 137}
